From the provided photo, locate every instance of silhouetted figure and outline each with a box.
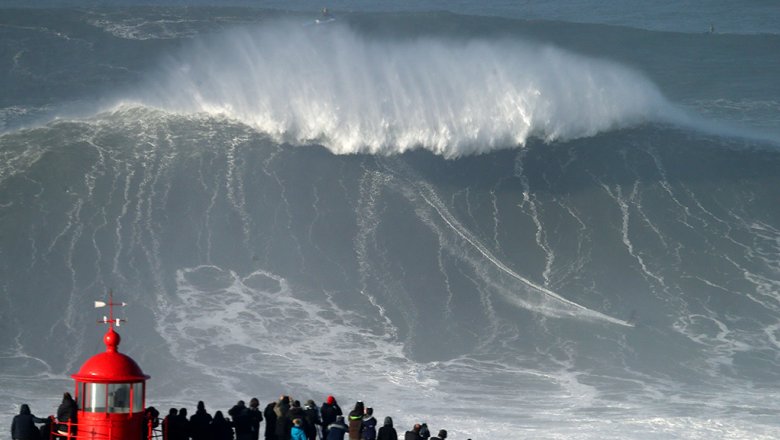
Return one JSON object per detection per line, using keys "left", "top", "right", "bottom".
{"left": 347, "top": 402, "right": 364, "bottom": 440}
{"left": 361, "top": 408, "right": 376, "bottom": 440}
{"left": 11, "top": 404, "right": 45, "bottom": 440}
{"left": 210, "top": 411, "right": 234, "bottom": 440}
{"left": 326, "top": 416, "right": 348, "bottom": 440}
{"left": 163, "top": 408, "right": 178, "bottom": 440}
{"left": 320, "top": 396, "right": 342, "bottom": 440}
{"left": 302, "top": 400, "right": 320, "bottom": 440}
{"left": 430, "top": 429, "right": 447, "bottom": 440}
{"left": 376, "top": 417, "right": 397, "bottom": 440}
{"left": 274, "top": 396, "right": 291, "bottom": 440}
{"left": 144, "top": 406, "right": 160, "bottom": 440}
{"left": 403, "top": 424, "right": 421, "bottom": 440}
{"left": 290, "top": 419, "right": 307, "bottom": 440}
{"left": 190, "top": 402, "right": 213, "bottom": 440}
{"left": 178, "top": 408, "right": 190, "bottom": 440}
{"left": 56, "top": 392, "right": 78, "bottom": 438}
{"left": 263, "top": 401, "right": 277, "bottom": 440}
{"left": 230, "top": 400, "right": 253, "bottom": 440}
{"left": 248, "top": 398, "right": 264, "bottom": 440}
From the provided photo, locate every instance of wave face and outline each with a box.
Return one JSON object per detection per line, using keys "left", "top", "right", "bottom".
{"left": 1, "top": 6, "right": 780, "bottom": 440}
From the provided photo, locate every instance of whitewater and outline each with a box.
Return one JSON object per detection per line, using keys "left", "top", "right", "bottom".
{"left": 1, "top": 3, "right": 780, "bottom": 440}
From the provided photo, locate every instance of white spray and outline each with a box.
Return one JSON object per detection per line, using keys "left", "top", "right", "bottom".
{"left": 140, "top": 20, "right": 673, "bottom": 157}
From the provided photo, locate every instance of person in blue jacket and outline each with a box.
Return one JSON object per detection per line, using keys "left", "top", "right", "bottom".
{"left": 290, "top": 419, "right": 307, "bottom": 440}
{"left": 326, "top": 415, "right": 349, "bottom": 440}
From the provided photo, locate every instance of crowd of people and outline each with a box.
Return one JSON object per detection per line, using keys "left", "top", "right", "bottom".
{"left": 154, "top": 395, "right": 455, "bottom": 440}
{"left": 11, "top": 394, "right": 462, "bottom": 440}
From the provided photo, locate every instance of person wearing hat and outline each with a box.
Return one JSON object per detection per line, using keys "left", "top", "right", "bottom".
{"left": 303, "top": 399, "right": 320, "bottom": 440}
{"left": 347, "top": 401, "right": 364, "bottom": 440}
{"left": 320, "top": 396, "right": 342, "bottom": 439}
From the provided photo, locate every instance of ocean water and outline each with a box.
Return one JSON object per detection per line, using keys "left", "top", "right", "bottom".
{"left": 1, "top": 2, "right": 779, "bottom": 439}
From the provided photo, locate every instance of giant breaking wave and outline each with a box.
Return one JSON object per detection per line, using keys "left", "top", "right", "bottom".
{"left": 131, "top": 21, "right": 676, "bottom": 157}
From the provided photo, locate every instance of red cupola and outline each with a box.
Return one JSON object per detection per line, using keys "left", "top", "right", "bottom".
{"left": 65, "top": 294, "right": 152, "bottom": 440}
{"left": 72, "top": 327, "right": 148, "bottom": 383}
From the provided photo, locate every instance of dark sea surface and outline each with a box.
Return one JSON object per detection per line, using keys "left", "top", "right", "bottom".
{"left": 1, "top": 3, "right": 779, "bottom": 439}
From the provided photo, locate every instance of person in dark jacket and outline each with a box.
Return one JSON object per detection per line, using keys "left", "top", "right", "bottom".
{"left": 287, "top": 401, "right": 305, "bottom": 425}
{"left": 403, "top": 424, "right": 421, "bottom": 440}
{"left": 274, "top": 396, "right": 291, "bottom": 440}
{"left": 430, "top": 430, "right": 447, "bottom": 440}
{"left": 347, "top": 402, "right": 364, "bottom": 440}
{"left": 376, "top": 417, "right": 397, "bottom": 440}
{"left": 418, "top": 424, "right": 429, "bottom": 440}
{"left": 56, "top": 392, "right": 78, "bottom": 437}
{"left": 190, "top": 402, "right": 213, "bottom": 440}
{"left": 230, "top": 400, "right": 252, "bottom": 440}
{"left": 163, "top": 408, "right": 178, "bottom": 440}
{"left": 263, "top": 401, "right": 277, "bottom": 440}
{"left": 320, "top": 396, "right": 342, "bottom": 440}
{"left": 178, "top": 408, "right": 190, "bottom": 440}
{"left": 248, "top": 398, "right": 264, "bottom": 440}
{"left": 143, "top": 407, "right": 160, "bottom": 440}
{"left": 326, "top": 416, "right": 348, "bottom": 440}
{"left": 11, "top": 404, "right": 45, "bottom": 440}
{"left": 360, "top": 408, "right": 377, "bottom": 440}
{"left": 210, "top": 411, "right": 233, "bottom": 440}
{"left": 302, "top": 400, "right": 320, "bottom": 440}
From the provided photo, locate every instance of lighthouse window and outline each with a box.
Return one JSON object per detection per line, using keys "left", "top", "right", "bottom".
{"left": 107, "top": 383, "right": 131, "bottom": 413}
{"left": 84, "top": 383, "right": 108, "bottom": 412}
{"left": 132, "top": 382, "right": 144, "bottom": 413}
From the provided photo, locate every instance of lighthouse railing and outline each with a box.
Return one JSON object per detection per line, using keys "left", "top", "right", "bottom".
{"left": 49, "top": 416, "right": 155, "bottom": 440}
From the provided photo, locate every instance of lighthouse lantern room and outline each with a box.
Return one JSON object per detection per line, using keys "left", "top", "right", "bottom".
{"left": 67, "top": 294, "right": 151, "bottom": 440}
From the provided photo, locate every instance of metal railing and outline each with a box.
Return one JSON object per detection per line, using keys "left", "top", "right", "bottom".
{"left": 48, "top": 416, "right": 162, "bottom": 440}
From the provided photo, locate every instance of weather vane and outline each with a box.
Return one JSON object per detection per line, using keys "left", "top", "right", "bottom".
{"left": 94, "top": 290, "right": 127, "bottom": 329}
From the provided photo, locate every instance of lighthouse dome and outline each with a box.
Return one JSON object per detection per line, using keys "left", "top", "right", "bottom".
{"left": 71, "top": 327, "right": 149, "bottom": 383}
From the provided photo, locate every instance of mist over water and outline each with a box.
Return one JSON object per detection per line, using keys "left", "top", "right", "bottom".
{"left": 138, "top": 21, "right": 674, "bottom": 157}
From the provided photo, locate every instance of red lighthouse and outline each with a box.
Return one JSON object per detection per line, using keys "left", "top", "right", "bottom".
{"left": 65, "top": 295, "right": 151, "bottom": 440}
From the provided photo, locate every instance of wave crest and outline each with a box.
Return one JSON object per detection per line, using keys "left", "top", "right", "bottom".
{"left": 141, "top": 21, "right": 672, "bottom": 157}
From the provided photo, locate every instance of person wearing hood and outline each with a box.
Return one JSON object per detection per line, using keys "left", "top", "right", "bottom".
{"left": 347, "top": 402, "right": 364, "bottom": 440}
{"left": 263, "top": 400, "right": 278, "bottom": 440}
{"left": 326, "top": 415, "right": 348, "bottom": 440}
{"left": 430, "top": 430, "right": 447, "bottom": 440}
{"left": 11, "top": 404, "right": 46, "bottom": 440}
{"left": 302, "top": 400, "right": 320, "bottom": 440}
{"left": 376, "top": 417, "right": 397, "bottom": 440}
{"left": 418, "top": 424, "right": 430, "bottom": 440}
{"left": 360, "top": 408, "right": 377, "bottom": 440}
{"left": 320, "top": 396, "right": 342, "bottom": 440}
{"left": 56, "top": 392, "right": 78, "bottom": 437}
{"left": 190, "top": 401, "right": 213, "bottom": 440}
